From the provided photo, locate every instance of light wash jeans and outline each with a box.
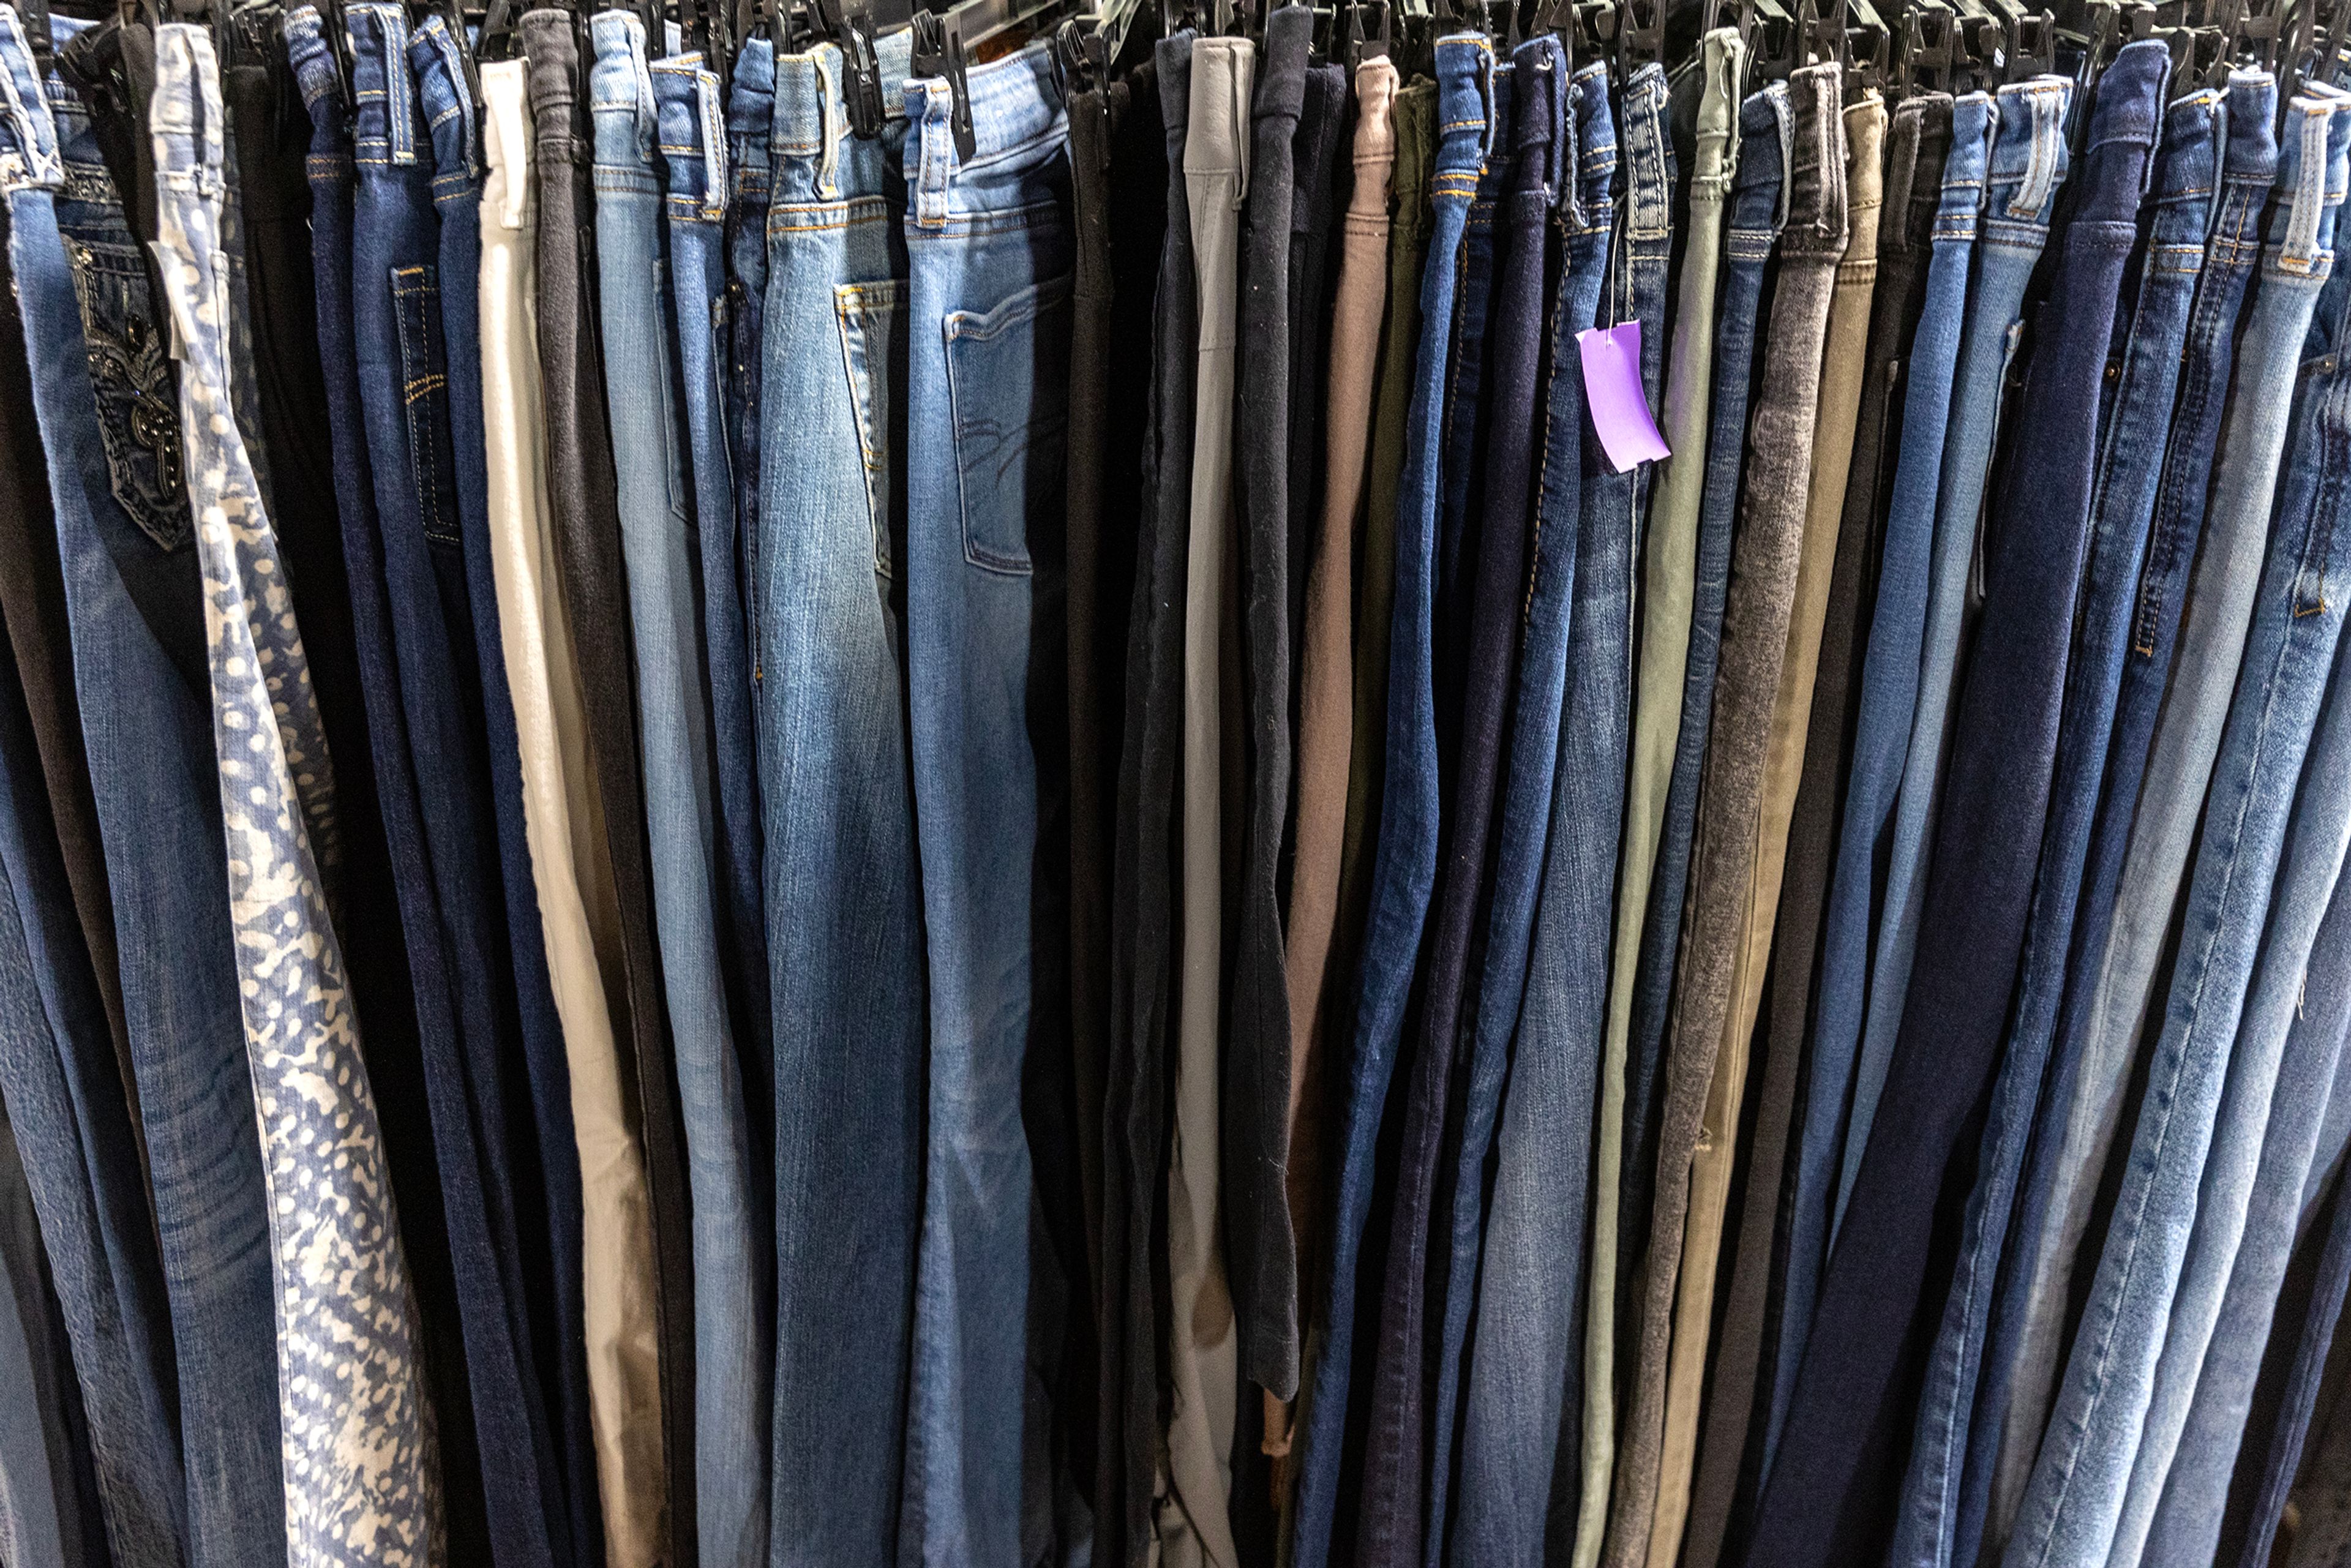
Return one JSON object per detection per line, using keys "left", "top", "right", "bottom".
{"left": 1999, "top": 88, "right": 2351, "bottom": 1568}
{"left": 152, "top": 21, "right": 440, "bottom": 1558}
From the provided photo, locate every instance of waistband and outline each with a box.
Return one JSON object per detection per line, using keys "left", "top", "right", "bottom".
{"left": 906, "top": 34, "right": 1061, "bottom": 168}
{"left": 1252, "top": 3, "right": 1310, "bottom": 133}
{"left": 1566, "top": 58, "right": 1614, "bottom": 228}
{"left": 2074, "top": 36, "right": 2167, "bottom": 227}
{"left": 522, "top": 7, "right": 585, "bottom": 154}
{"left": 1620, "top": 58, "right": 1671, "bottom": 240}
{"left": 1882, "top": 92, "right": 1951, "bottom": 256}
{"left": 2147, "top": 85, "right": 2223, "bottom": 263}
{"left": 591, "top": 8, "right": 658, "bottom": 163}
{"left": 482, "top": 56, "right": 534, "bottom": 229}
{"left": 1350, "top": 54, "right": 1398, "bottom": 189}
{"left": 1472, "top": 56, "right": 1516, "bottom": 204}
{"left": 411, "top": 13, "right": 481, "bottom": 185}
{"left": 653, "top": 50, "right": 727, "bottom": 216}
{"left": 1433, "top": 31, "right": 1493, "bottom": 189}
{"left": 347, "top": 0, "right": 423, "bottom": 167}
{"left": 1158, "top": 29, "right": 1191, "bottom": 161}
{"left": 151, "top": 21, "right": 223, "bottom": 192}
{"left": 1984, "top": 74, "right": 2071, "bottom": 231}
{"left": 1185, "top": 33, "right": 1252, "bottom": 186}
{"left": 0, "top": 7, "right": 60, "bottom": 193}
{"left": 1839, "top": 91, "right": 1886, "bottom": 264}
{"left": 1692, "top": 26, "right": 1744, "bottom": 187}
{"left": 2224, "top": 68, "right": 2279, "bottom": 186}
{"left": 2271, "top": 82, "right": 2351, "bottom": 279}
{"left": 768, "top": 26, "right": 911, "bottom": 201}
{"left": 1509, "top": 34, "right": 1562, "bottom": 204}
{"left": 1727, "top": 77, "right": 1790, "bottom": 247}
{"left": 729, "top": 34, "right": 774, "bottom": 148}
{"left": 1780, "top": 60, "right": 1847, "bottom": 257}
{"left": 1935, "top": 89, "right": 1992, "bottom": 243}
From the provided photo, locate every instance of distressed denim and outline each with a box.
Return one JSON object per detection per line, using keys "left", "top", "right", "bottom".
{"left": 900, "top": 41, "right": 1072, "bottom": 1567}
{"left": 1981, "top": 72, "right": 2281, "bottom": 1551}
{"left": 2142, "top": 275, "right": 2351, "bottom": 1568}
{"left": 755, "top": 32, "right": 922, "bottom": 1568}
{"left": 587, "top": 18, "right": 769, "bottom": 1568}
{"left": 1289, "top": 37, "right": 1490, "bottom": 1568}
{"left": 1886, "top": 56, "right": 2195, "bottom": 1568}
{"left": 1446, "top": 53, "right": 1610, "bottom": 1568}
{"left": 2000, "top": 90, "right": 2351, "bottom": 1568}
{"left": 1826, "top": 78, "right": 2073, "bottom": 1251}
{"left": 152, "top": 24, "right": 441, "bottom": 1554}
{"left": 0, "top": 14, "right": 284, "bottom": 1566}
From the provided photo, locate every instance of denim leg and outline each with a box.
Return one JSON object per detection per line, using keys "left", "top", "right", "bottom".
{"left": 0, "top": 16, "right": 284, "bottom": 1565}
{"left": 1999, "top": 92, "right": 2351, "bottom": 1568}
{"left": 1289, "top": 37, "right": 1490, "bottom": 1568}
{"left": 757, "top": 34, "right": 921, "bottom": 1568}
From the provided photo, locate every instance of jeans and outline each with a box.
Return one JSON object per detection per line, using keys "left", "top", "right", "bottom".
{"left": 752, "top": 31, "right": 921, "bottom": 1568}
{"left": 2000, "top": 90, "right": 2351, "bottom": 1568}
{"left": 1826, "top": 76, "right": 2074, "bottom": 1252}
{"left": 0, "top": 1089, "right": 86, "bottom": 1568}
{"left": 154, "top": 23, "right": 442, "bottom": 1552}
{"left": 1447, "top": 53, "right": 1611, "bottom": 1568}
{"left": 289, "top": 16, "right": 586, "bottom": 1562}
{"left": 899, "top": 40, "right": 1072, "bottom": 1567}
{"left": 0, "top": 305, "right": 181, "bottom": 1568}
{"left": 2140, "top": 271, "right": 2351, "bottom": 1568}
{"left": 1289, "top": 37, "right": 1490, "bottom": 1568}
{"left": 1982, "top": 71, "right": 2281, "bottom": 1550}
{"left": 585, "top": 17, "right": 768, "bottom": 1568}
{"left": 1894, "top": 72, "right": 2219, "bottom": 1568}
{"left": 1616, "top": 63, "right": 1842, "bottom": 1568}
{"left": 0, "top": 15, "right": 285, "bottom": 1566}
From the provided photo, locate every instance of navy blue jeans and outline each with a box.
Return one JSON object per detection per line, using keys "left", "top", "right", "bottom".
{"left": 1289, "top": 36, "right": 1492, "bottom": 1568}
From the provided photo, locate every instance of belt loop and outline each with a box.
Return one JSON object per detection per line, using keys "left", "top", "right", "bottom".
{"left": 816, "top": 45, "right": 841, "bottom": 198}
{"left": 697, "top": 63, "right": 726, "bottom": 216}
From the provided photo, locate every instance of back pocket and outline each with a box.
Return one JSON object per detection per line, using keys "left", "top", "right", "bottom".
{"left": 66, "top": 239, "right": 190, "bottom": 552}
{"left": 836, "top": 279, "right": 907, "bottom": 582}
{"left": 390, "top": 264, "right": 463, "bottom": 549}
{"left": 944, "top": 275, "right": 1072, "bottom": 577}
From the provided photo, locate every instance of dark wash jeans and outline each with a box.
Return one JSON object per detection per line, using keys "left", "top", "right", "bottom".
{"left": 1894, "top": 66, "right": 2217, "bottom": 1568}
{"left": 287, "top": 12, "right": 586, "bottom": 1564}
{"left": 1, "top": 17, "right": 284, "bottom": 1567}
{"left": 521, "top": 19, "right": 699, "bottom": 1564}
{"left": 1097, "top": 40, "right": 1191, "bottom": 1568}
{"left": 1289, "top": 36, "right": 1492, "bottom": 1568}
{"left": 1448, "top": 54, "right": 1618, "bottom": 1568}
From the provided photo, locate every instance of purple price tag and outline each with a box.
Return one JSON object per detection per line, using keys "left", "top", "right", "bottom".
{"left": 1576, "top": 322, "right": 1670, "bottom": 473}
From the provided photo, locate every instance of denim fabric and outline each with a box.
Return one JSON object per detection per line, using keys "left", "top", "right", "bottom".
{"left": 754, "top": 32, "right": 921, "bottom": 1568}
{"left": 1447, "top": 56, "right": 1613, "bottom": 1568}
{"left": 1612, "top": 85, "right": 1790, "bottom": 1436}
{"left": 0, "top": 384, "right": 181, "bottom": 1568}
{"left": 2001, "top": 93, "right": 2351, "bottom": 1568}
{"left": 1892, "top": 75, "right": 2219, "bottom": 1568}
{"left": 727, "top": 36, "right": 771, "bottom": 679}
{"left": 1228, "top": 12, "right": 1306, "bottom": 1405}
{"left": 1762, "top": 84, "right": 1985, "bottom": 1476}
{"left": 899, "top": 41, "right": 1072, "bottom": 1567}
{"left": 0, "top": 15, "right": 285, "bottom": 1566}
{"left": 2142, "top": 285, "right": 2351, "bottom": 1568}
{"left": 288, "top": 17, "right": 585, "bottom": 1563}
{"left": 153, "top": 24, "right": 441, "bottom": 1552}
{"left": 587, "top": 18, "right": 767, "bottom": 1568}
{"left": 1824, "top": 78, "right": 2073, "bottom": 1254}
{"left": 1425, "top": 42, "right": 1576, "bottom": 1568}
{"left": 1981, "top": 72, "right": 2281, "bottom": 1550}
{"left": 1358, "top": 50, "right": 1516, "bottom": 1568}
{"left": 1289, "top": 37, "right": 1490, "bottom": 1568}
{"left": 0, "top": 1088, "right": 90, "bottom": 1568}
{"left": 1096, "top": 40, "right": 1189, "bottom": 1567}
{"left": 1614, "top": 64, "right": 1840, "bottom": 1568}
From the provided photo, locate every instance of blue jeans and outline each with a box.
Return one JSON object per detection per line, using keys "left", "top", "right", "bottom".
{"left": 1999, "top": 89, "right": 2351, "bottom": 1568}
{"left": 1290, "top": 36, "right": 1490, "bottom": 1568}
{"left": 590, "top": 19, "right": 771, "bottom": 1567}
{"left": 0, "top": 449, "right": 181, "bottom": 1568}
{"left": 1771, "top": 93, "right": 1990, "bottom": 1478}
{"left": 2140, "top": 271, "right": 2351, "bottom": 1568}
{"left": 757, "top": 32, "right": 923, "bottom": 1568}
{"left": 1826, "top": 78, "right": 2074, "bottom": 1252}
{"left": 1978, "top": 70, "right": 2281, "bottom": 1554}
{"left": 0, "top": 1090, "right": 84, "bottom": 1568}
{"left": 1888, "top": 66, "right": 2210, "bottom": 1568}
{"left": 0, "top": 16, "right": 283, "bottom": 1567}
{"left": 294, "top": 12, "right": 586, "bottom": 1560}
{"left": 899, "top": 40, "right": 1073, "bottom": 1566}
{"left": 1441, "top": 49, "right": 1607, "bottom": 1568}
